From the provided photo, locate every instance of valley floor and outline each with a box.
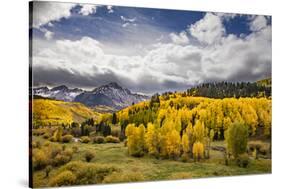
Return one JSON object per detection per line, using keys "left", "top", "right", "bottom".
{"left": 32, "top": 137, "right": 271, "bottom": 187}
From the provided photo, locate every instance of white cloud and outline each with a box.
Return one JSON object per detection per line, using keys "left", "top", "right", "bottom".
{"left": 120, "top": 16, "right": 136, "bottom": 22}
{"left": 107, "top": 5, "right": 114, "bottom": 13}
{"left": 170, "top": 31, "right": 189, "bottom": 45}
{"left": 79, "top": 4, "right": 97, "bottom": 16}
{"left": 33, "top": 12, "right": 271, "bottom": 93}
{"left": 215, "top": 12, "right": 237, "bottom": 21}
{"left": 44, "top": 30, "right": 54, "bottom": 40}
{"left": 122, "top": 23, "right": 130, "bottom": 28}
{"left": 38, "top": 28, "right": 54, "bottom": 40}
{"left": 189, "top": 13, "right": 225, "bottom": 45}
{"left": 32, "top": 2, "right": 75, "bottom": 28}
{"left": 250, "top": 15, "right": 268, "bottom": 31}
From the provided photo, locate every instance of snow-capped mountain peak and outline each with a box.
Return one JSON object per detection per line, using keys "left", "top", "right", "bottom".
{"left": 33, "top": 85, "right": 83, "bottom": 102}
{"left": 74, "top": 82, "right": 149, "bottom": 110}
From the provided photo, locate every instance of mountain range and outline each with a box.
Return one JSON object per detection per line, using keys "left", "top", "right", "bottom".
{"left": 33, "top": 82, "right": 149, "bottom": 111}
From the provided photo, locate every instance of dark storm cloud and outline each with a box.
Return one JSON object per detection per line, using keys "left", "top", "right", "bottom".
{"left": 33, "top": 66, "right": 122, "bottom": 89}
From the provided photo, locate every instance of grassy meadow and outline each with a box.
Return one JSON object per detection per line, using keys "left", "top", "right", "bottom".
{"left": 32, "top": 135, "right": 271, "bottom": 188}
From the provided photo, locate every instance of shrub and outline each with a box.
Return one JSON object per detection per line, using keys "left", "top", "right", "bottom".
{"left": 89, "top": 131, "right": 97, "bottom": 137}
{"left": 259, "top": 146, "right": 269, "bottom": 156}
{"left": 57, "top": 161, "right": 85, "bottom": 174}
{"left": 248, "top": 141, "right": 263, "bottom": 152}
{"left": 43, "top": 132, "right": 51, "bottom": 139}
{"left": 53, "top": 154, "right": 72, "bottom": 167}
{"left": 62, "top": 148, "right": 73, "bottom": 157}
{"left": 32, "top": 141, "right": 41, "bottom": 149}
{"left": 49, "top": 170, "right": 76, "bottom": 187}
{"left": 225, "top": 122, "right": 248, "bottom": 158}
{"left": 105, "top": 135, "right": 120, "bottom": 143}
{"left": 53, "top": 127, "right": 63, "bottom": 142}
{"left": 43, "top": 141, "right": 51, "bottom": 147}
{"left": 103, "top": 172, "right": 145, "bottom": 183}
{"left": 62, "top": 135, "right": 73, "bottom": 143}
{"left": 32, "top": 149, "right": 49, "bottom": 170}
{"left": 93, "top": 136, "right": 105, "bottom": 144}
{"left": 192, "top": 142, "right": 204, "bottom": 161}
{"left": 236, "top": 153, "right": 250, "bottom": 168}
{"left": 49, "top": 144, "right": 63, "bottom": 158}
{"left": 49, "top": 136, "right": 56, "bottom": 142}
{"left": 80, "top": 136, "right": 90, "bottom": 143}
{"left": 72, "top": 146, "right": 79, "bottom": 153}
{"left": 45, "top": 165, "right": 52, "bottom": 178}
{"left": 51, "top": 147, "right": 73, "bottom": 167}
{"left": 110, "top": 126, "right": 121, "bottom": 137}
{"left": 33, "top": 129, "right": 46, "bottom": 136}
{"left": 84, "top": 150, "right": 95, "bottom": 162}
{"left": 181, "top": 153, "right": 189, "bottom": 163}
{"left": 57, "top": 161, "right": 119, "bottom": 185}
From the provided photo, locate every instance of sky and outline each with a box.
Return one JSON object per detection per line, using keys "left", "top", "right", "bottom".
{"left": 31, "top": 1, "right": 272, "bottom": 94}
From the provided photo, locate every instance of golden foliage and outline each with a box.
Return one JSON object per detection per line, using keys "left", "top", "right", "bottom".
{"left": 32, "top": 99, "right": 99, "bottom": 127}
{"left": 192, "top": 142, "right": 204, "bottom": 161}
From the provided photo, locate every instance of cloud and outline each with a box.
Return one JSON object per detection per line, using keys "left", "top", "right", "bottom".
{"left": 107, "top": 5, "right": 114, "bottom": 13}
{"left": 32, "top": 13, "right": 271, "bottom": 94}
{"left": 32, "top": 2, "right": 75, "bottom": 28}
{"left": 170, "top": 31, "right": 189, "bottom": 45}
{"left": 189, "top": 13, "right": 225, "bottom": 45}
{"left": 120, "top": 16, "right": 136, "bottom": 22}
{"left": 122, "top": 23, "right": 130, "bottom": 28}
{"left": 43, "top": 29, "right": 54, "bottom": 40}
{"left": 214, "top": 12, "right": 237, "bottom": 21}
{"left": 79, "top": 4, "right": 97, "bottom": 16}
{"left": 249, "top": 15, "right": 268, "bottom": 31}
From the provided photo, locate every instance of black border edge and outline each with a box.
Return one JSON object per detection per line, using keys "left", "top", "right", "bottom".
{"left": 29, "top": 1, "right": 33, "bottom": 188}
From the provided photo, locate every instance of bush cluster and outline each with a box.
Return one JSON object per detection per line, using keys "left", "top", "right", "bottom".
{"left": 62, "top": 135, "right": 73, "bottom": 143}
{"left": 80, "top": 136, "right": 90, "bottom": 143}
{"left": 105, "top": 135, "right": 120, "bottom": 143}
{"left": 84, "top": 150, "right": 95, "bottom": 162}
{"left": 93, "top": 136, "right": 105, "bottom": 144}
{"left": 48, "top": 161, "right": 119, "bottom": 186}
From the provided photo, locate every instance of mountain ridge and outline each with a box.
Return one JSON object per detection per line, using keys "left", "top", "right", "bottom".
{"left": 33, "top": 82, "right": 149, "bottom": 111}
{"left": 74, "top": 82, "right": 149, "bottom": 110}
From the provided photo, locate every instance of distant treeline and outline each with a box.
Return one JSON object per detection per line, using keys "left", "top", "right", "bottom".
{"left": 185, "top": 80, "right": 271, "bottom": 99}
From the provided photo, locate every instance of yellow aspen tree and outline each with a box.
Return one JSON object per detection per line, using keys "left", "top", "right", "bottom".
{"left": 145, "top": 123, "right": 160, "bottom": 156}
{"left": 166, "top": 129, "right": 181, "bottom": 159}
{"left": 192, "top": 141, "right": 204, "bottom": 161}
{"left": 181, "top": 130, "right": 190, "bottom": 154}
{"left": 138, "top": 124, "right": 146, "bottom": 153}
{"left": 241, "top": 103, "right": 258, "bottom": 135}
{"left": 125, "top": 124, "right": 145, "bottom": 157}
{"left": 193, "top": 120, "right": 205, "bottom": 143}
{"left": 54, "top": 126, "right": 63, "bottom": 142}
{"left": 186, "top": 122, "right": 194, "bottom": 151}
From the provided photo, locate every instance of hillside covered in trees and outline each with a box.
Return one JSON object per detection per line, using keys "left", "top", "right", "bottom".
{"left": 32, "top": 99, "right": 100, "bottom": 128}
{"left": 185, "top": 78, "right": 271, "bottom": 98}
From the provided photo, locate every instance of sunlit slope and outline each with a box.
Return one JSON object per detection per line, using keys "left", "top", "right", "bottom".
{"left": 117, "top": 95, "right": 271, "bottom": 138}
{"left": 256, "top": 78, "right": 271, "bottom": 87}
{"left": 32, "top": 99, "right": 100, "bottom": 127}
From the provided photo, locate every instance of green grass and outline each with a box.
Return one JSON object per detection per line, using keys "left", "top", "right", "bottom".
{"left": 32, "top": 136, "right": 271, "bottom": 187}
